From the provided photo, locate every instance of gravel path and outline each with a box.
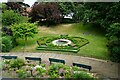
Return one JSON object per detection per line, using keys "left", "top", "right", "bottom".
{"left": 0, "top": 52, "right": 119, "bottom": 79}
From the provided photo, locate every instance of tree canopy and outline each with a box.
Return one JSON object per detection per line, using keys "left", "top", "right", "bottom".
{"left": 29, "top": 2, "right": 62, "bottom": 26}
{"left": 11, "top": 22, "right": 38, "bottom": 41}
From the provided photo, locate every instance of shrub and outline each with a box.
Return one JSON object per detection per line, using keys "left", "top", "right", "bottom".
{"left": 72, "top": 66, "right": 81, "bottom": 71}
{"left": 17, "top": 69, "right": 31, "bottom": 78}
{"left": 9, "top": 58, "right": 25, "bottom": 69}
{"left": 2, "top": 10, "right": 28, "bottom": 26}
{"left": 72, "top": 71, "right": 95, "bottom": 80}
{"left": 106, "top": 23, "right": 120, "bottom": 62}
{"left": 2, "top": 36, "right": 13, "bottom": 52}
{"left": 107, "top": 39, "right": 120, "bottom": 62}
{"left": 48, "top": 63, "right": 71, "bottom": 78}
{"left": 35, "top": 65, "right": 46, "bottom": 77}
{"left": 106, "top": 23, "right": 120, "bottom": 40}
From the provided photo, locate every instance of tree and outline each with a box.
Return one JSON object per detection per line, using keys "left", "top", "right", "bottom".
{"left": 29, "top": 2, "right": 62, "bottom": 26}
{"left": 6, "top": 2, "right": 22, "bottom": 12}
{"left": 2, "top": 10, "right": 27, "bottom": 26}
{"left": 2, "top": 10, "right": 28, "bottom": 36}
{"left": 79, "top": 2, "right": 120, "bottom": 28}
{"left": 5, "top": 2, "right": 30, "bottom": 15}
{"left": 0, "top": 3, "right": 7, "bottom": 22}
{"left": 2, "top": 10, "right": 27, "bottom": 36}
{"left": 11, "top": 22, "right": 38, "bottom": 51}
{"left": 58, "top": 2, "right": 76, "bottom": 15}
{"left": 0, "top": 3, "right": 7, "bottom": 11}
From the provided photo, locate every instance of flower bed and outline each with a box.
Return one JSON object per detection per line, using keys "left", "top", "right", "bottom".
{"left": 2, "top": 59, "right": 97, "bottom": 79}
{"left": 37, "top": 35, "right": 89, "bottom": 53}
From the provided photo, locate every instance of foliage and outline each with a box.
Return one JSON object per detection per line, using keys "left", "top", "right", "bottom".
{"left": 2, "top": 10, "right": 27, "bottom": 26}
{"left": 58, "top": 2, "right": 79, "bottom": 23}
{"left": 0, "top": 3, "right": 7, "bottom": 12}
{"left": 72, "top": 66, "right": 94, "bottom": 79}
{"left": 3, "top": 60, "right": 11, "bottom": 64}
{"left": 6, "top": 2, "right": 22, "bottom": 11}
{"left": 58, "top": 2, "right": 120, "bottom": 28}
{"left": 2, "top": 36, "right": 13, "bottom": 52}
{"left": 2, "top": 58, "right": 96, "bottom": 79}
{"left": 72, "top": 66, "right": 81, "bottom": 71}
{"left": 48, "top": 63, "right": 71, "bottom": 78}
{"left": 17, "top": 69, "right": 31, "bottom": 78}
{"left": 11, "top": 22, "right": 38, "bottom": 45}
{"left": 37, "top": 35, "right": 89, "bottom": 53}
{"left": 78, "top": 3, "right": 120, "bottom": 28}
{"left": 106, "top": 23, "right": 120, "bottom": 40}
{"left": 72, "top": 71, "right": 95, "bottom": 80}
{"left": 106, "top": 23, "right": 120, "bottom": 62}
{"left": 2, "top": 27, "right": 13, "bottom": 36}
{"left": 29, "top": 2, "right": 61, "bottom": 26}
{"left": 4, "top": 2, "right": 30, "bottom": 17}
{"left": 58, "top": 2, "right": 76, "bottom": 15}
{"left": 73, "top": 3, "right": 85, "bottom": 21}
{"left": 35, "top": 64, "right": 46, "bottom": 76}
{"left": 9, "top": 58, "right": 25, "bottom": 69}
{"left": 48, "top": 63, "right": 95, "bottom": 79}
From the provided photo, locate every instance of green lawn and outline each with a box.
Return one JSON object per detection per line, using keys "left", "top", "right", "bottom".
{"left": 11, "top": 23, "right": 109, "bottom": 60}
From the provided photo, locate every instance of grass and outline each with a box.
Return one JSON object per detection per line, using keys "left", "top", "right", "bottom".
{"left": 10, "top": 23, "right": 109, "bottom": 60}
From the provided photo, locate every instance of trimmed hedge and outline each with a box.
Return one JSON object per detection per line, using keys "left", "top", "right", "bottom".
{"left": 37, "top": 35, "right": 89, "bottom": 53}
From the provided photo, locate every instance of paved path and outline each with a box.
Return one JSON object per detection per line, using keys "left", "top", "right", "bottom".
{"left": 0, "top": 52, "right": 119, "bottom": 79}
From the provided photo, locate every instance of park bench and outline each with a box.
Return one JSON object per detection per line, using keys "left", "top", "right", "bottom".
{"left": 73, "top": 63, "right": 92, "bottom": 71}
{"left": 49, "top": 58, "right": 65, "bottom": 64}
{"left": 25, "top": 57, "right": 41, "bottom": 64}
{"left": 1, "top": 55, "right": 17, "bottom": 59}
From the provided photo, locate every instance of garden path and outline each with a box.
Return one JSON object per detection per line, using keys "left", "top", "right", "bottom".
{"left": 0, "top": 53, "right": 119, "bottom": 79}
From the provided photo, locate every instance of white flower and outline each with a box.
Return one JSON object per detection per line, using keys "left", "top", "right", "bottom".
{"left": 73, "top": 71, "right": 81, "bottom": 74}
{"left": 34, "top": 65, "right": 42, "bottom": 69}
